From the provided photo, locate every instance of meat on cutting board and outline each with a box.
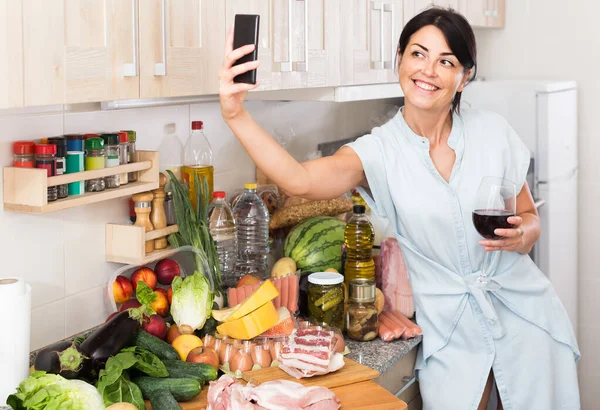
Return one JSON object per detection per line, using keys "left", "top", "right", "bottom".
{"left": 379, "top": 237, "right": 414, "bottom": 318}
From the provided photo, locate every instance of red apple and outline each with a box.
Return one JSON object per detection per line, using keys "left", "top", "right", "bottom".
{"left": 151, "top": 290, "right": 170, "bottom": 317}
{"left": 143, "top": 315, "right": 168, "bottom": 340}
{"left": 186, "top": 346, "right": 220, "bottom": 370}
{"left": 118, "top": 299, "right": 141, "bottom": 312}
{"left": 112, "top": 275, "right": 133, "bottom": 304}
{"left": 155, "top": 259, "right": 181, "bottom": 286}
{"left": 131, "top": 267, "right": 157, "bottom": 291}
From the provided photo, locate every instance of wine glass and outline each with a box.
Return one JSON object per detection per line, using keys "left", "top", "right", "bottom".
{"left": 472, "top": 176, "right": 517, "bottom": 285}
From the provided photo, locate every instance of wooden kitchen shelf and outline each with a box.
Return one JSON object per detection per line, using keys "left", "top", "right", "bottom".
{"left": 106, "top": 223, "right": 179, "bottom": 265}
{"left": 3, "top": 151, "right": 159, "bottom": 214}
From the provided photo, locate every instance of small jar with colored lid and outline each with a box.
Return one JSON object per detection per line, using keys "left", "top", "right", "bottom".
{"left": 122, "top": 130, "right": 137, "bottom": 182}
{"left": 65, "top": 134, "right": 84, "bottom": 152}
{"left": 118, "top": 131, "right": 129, "bottom": 185}
{"left": 101, "top": 133, "right": 120, "bottom": 189}
{"left": 307, "top": 272, "right": 345, "bottom": 330}
{"left": 48, "top": 136, "right": 68, "bottom": 199}
{"left": 13, "top": 141, "right": 35, "bottom": 168}
{"left": 35, "top": 144, "right": 58, "bottom": 202}
{"left": 346, "top": 279, "right": 378, "bottom": 342}
{"left": 85, "top": 137, "right": 106, "bottom": 192}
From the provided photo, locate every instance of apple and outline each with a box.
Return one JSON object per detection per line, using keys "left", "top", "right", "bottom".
{"left": 118, "top": 299, "right": 141, "bottom": 312}
{"left": 155, "top": 259, "right": 181, "bottom": 286}
{"left": 167, "top": 287, "right": 173, "bottom": 305}
{"left": 166, "top": 324, "right": 182, "bottom": 344}
{"left": 112, "top": 275, "right": 133, "bottom": 304}
{"left": 236, "top": 275, "right": 261, "bottom": 288}
{"left": 186, "top": 346, "right": 219, "bottom": 370}
{"left": 151, "top": 290, "right": 170, "bottom": 317}
{"left": 143, "top": 315, "right": 168, "bottom": 340}
{"left": 131, "top": 267, "right": 157, "bottom": 292}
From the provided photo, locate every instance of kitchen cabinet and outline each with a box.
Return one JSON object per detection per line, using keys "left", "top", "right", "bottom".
{"left": 403, "top": 0, "right": 460, "bottom": 22}
{"left": 139, "top": 0, "right": 226, "bottom": 98}
{"left": 22, "top": 0, "right": 139, "bottom": 106}
{"left": 459, "top": 0, "right": 505, "bottom": 28}
{"left": 0, "top": 0, "right": 23, "bottom": 109}
{"left": 340, "top": 0, "right": 404, "bottom": 86}
{"left": 225, "top": 0, "right": 340, "bottom": 91}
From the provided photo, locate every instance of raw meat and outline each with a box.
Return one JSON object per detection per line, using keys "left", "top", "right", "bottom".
{"left": 378, "top": 237, "right": 414, "bottom": 318}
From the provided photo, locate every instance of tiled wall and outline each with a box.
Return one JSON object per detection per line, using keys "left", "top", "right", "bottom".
{"left": 474, "top": 1, "right": 598, "bottom": 407}
{"left": 0, "top": 98, "right": 400, "bottom": 350}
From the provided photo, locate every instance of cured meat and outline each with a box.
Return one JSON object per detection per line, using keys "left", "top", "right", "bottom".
{"left": 379, "top": 238, "right": 414, "bottom": 318}
{"left": 206, "top": 374, "right": 340, "bottom": 410}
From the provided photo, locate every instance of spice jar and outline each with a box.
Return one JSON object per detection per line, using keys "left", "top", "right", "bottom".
{"left": 65, "top": 134, "right": 84, "bottom": 152}
{"left": 101, "top": 133, "right": 120, "bottom": 189}
{"left": 85, "top": 137, "right": 106, "bottom": 192}
{"left": 13, "top": 141, "right": 35, "bottom": 168}
{"left": 122, "top": 130, "right": 137, "bottom": 182}
{"left": 346, "top": 279, "right": 378, "bottom": 342}
{"left": 118, "top": 131, "right": 129, "bottom": 185}
{"left": 35, "top": 144, "right": 58, "bottom": 202}
{"left": 307, "top": 272, "right": 345, "bottom": 330}
{"left": 48, "top": 136, "right": 68, "bottom": 199}
{"left": 164, "top": 191, "right": 175, "bottom": 226}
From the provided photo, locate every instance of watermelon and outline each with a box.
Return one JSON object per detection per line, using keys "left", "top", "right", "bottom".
{"left": 283, "top": 216, "right": 345, "bottom": 274}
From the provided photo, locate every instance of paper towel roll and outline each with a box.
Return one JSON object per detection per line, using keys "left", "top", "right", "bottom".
{"left": 0, "top": 277, "right": 31, "bottom": 405}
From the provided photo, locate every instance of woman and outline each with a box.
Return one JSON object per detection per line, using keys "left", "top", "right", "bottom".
{"left": 219, "top": 7, "right": 580, "bottom": 410}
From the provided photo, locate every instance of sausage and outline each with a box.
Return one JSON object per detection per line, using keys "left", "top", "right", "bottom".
{"left": 378, "top": 313, "right": 404, "bottom": 339}
{"left": 288, "top": 275, "right": 299, "bottom": 313}
{"left": 391, "top": 311, "right": 422, "bottom": 337}
{"left": 279, "top": 277, "right": 289, "bottom": 312}
{"left": 237, "top": 286, "right": 247, "bottom": 305}
{"left": 381, "top": 311, "right": 412, "bottom": 338}
{"left": 228, "top": 287, "right": 238, "bottom": 307}
{"left": 273, "top": 277, "right": 282, "bottom": 309}
{"left": 378, "top": 322, "right": 395, "bottom": 342}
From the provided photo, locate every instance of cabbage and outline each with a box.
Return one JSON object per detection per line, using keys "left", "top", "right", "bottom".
{"left": 171, "top": 271, "right": 213, "bottom": 334}
{"left": 7, "top": 371, "right": 104, "bottom": 410}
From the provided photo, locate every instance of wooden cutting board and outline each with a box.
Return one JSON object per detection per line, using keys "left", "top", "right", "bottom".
{"left": 147, "top": 380, "right": 407, "bottom": 410}
{"left": 241, "top": 357, "right": 380, "bottom": 389}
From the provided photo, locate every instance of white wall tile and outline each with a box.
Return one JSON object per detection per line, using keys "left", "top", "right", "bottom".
{"left": 64, "top": 285, "right": 110, "bottom": 337}
{"left": 579, "top": 279, "right": 600, "bottom": 327}
{"left": 30, "top": 300, "right": 65, "bottom": 350}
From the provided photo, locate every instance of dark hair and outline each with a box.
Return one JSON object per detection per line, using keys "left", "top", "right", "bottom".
{"left": 397, "top": 7, "right": 477, "bottom": 113}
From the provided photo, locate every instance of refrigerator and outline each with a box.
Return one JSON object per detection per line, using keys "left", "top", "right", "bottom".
{"left": 462, "top": 80, "right": 578, "bottom": 330}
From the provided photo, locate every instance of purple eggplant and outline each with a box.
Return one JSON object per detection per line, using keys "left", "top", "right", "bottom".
{"left": 34, "top": 340, "right": 82, "bottom": 379}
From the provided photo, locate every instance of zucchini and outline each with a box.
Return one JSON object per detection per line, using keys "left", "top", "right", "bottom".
{"left": 163, "top": 361, "right": 205, "bottom": 384}
{"left": 133, "top": 377, "right": 200, "bottom": 402}
{"left": 132, "top": 330, "right": 179, "bottom": 361}
{"left": 162, "top": 360, "right": 218, "bottom": 382}
{"left": 147, "top": 389, "right": 182, "bottom": 410}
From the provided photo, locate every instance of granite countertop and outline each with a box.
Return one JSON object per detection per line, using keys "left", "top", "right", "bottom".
{"left": 345, "top": 335, "right": 422, "bottom": 374}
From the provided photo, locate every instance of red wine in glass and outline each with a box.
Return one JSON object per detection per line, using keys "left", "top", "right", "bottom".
{"left": 472, "top": 209, "right": 515, "bottom": 240}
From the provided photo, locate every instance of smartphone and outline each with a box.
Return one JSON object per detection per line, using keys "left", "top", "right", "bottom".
{"left": 232, "top": 14, "right": 260, "bottom": 84}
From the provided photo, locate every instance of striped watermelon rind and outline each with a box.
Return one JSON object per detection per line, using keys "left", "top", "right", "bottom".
{"left": 283, "top": 216, "right": 345, "bottom": 274}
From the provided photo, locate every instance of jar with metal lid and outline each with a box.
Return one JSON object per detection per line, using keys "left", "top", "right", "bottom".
{"left": 118, "top": 131, "right": 129, "bottom": 185}
{"left": 85, "top": 137, "right": 106, "bottom": 192}
{"left": 164, "top": 191, "right": 176, "bottom": 226}
{"left": 13, "top": 141, "right": 35, "bottom": 168}
{"left": 48, "top": 136, "right": 68, "bottom": 198}
{"left": 101, "top": 133, "right": 120, "bottom": 189}
{"left": 307, "top": 272, "right": 345, "bottom": 330}
{"left": 346, "top": 279, "right": 378, "bottom": 341}
{"left": 35, "top": 144, "right": 58, "bottom": 202}
{"left": 122, "top": 130, "right": 137, "bottom": 182}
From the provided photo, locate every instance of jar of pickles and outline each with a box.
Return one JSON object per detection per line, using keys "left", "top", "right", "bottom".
{"left": 307, "top": 272, "right": 345, "bottom": 330}
{"left": 346, "top": 279, "right": 378, "bottom": 341}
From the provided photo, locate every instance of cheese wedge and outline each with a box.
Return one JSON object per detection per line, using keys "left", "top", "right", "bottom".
{"left": 213, "top": 280, "right": 279, "bottom": 323}
{"left": 216, "top": 301, "right": 279, "bottom": 340}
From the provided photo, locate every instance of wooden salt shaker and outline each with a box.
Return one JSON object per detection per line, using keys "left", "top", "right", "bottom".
{"left": 151, "top": 173, "right": 168, "bottom": 250}
{"left": 132, "top": 191, "right": 155, "bottom": 254}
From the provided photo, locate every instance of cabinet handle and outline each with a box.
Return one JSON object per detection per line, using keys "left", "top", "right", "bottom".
{"left": 154, "top": 0, "right": 167, "bottom": 76}
{"left": 371, "top": 2, "right": 393, "bottom": 70}
{"left": 484, "top": 0, "right": 498, "bottom": 17}
{"left": 279, "top": 0, "right": 308, "bottom": 73}
{"left": 123, "top": 0, "right": 138, "bottom": 77}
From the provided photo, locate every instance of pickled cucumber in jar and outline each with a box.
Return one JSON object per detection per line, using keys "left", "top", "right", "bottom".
{"left": 346, "top": 279, "right": 378, "bottom": 341}
{"left": 307, "top": 272, "right": 345, "bottom": 330}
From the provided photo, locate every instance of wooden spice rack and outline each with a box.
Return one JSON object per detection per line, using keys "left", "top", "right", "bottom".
{"left": 3, "top": 151, "right": 159, "bottom": 214}
{"left": 105, "top": 223, "right": 180, "bottom": 265}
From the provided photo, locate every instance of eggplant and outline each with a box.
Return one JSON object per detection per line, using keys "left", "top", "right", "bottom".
{"left": 77, "top": 310, "right": 140, "bottom": 381}
{"left": 34, "top": 340, "right": 82, "bottom": 379}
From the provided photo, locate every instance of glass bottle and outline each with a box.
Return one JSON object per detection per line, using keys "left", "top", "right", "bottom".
{"left": 343, "top": 205, "right": 375, "bottom": 284}
{"left": 118, "top": 131, "right": 129, "bottom": 185}
{"left": 159, "top": 122, "right": 183, "bottom": 189}
{"left": 85, "top": 137, "right": 106, "bottom": 192}
{"left": 346, "top": 279, "right": 378, "bottom": 341}
{"left": 182, "top": 121, "right": 214, "bottom": 209}
{"left": 307, "top": 272, "right": 345, "bottom": 330}
{"left": 122, "top": 130, "right": 137, "bottom": 182}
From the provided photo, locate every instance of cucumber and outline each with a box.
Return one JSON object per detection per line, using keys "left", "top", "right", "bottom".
{"left": 162, "top": 360, "right": 217, "bottom": 382}
{"left": 132, "top": 330, "right": 179, "bottom": 361}
{"left": 133, "top": 377, "right": 200, "bottom": 402}
{"left": 147, "top": 389, "right": 182, "bottom": 410}
{"left": 314, "top": 287, "right": 343, "bottom": 307}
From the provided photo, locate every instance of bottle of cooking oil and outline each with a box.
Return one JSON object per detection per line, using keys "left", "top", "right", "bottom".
{"left": 182, "top": 120, "right": 214, "bottom": 210}
{"left": 343, "top": 205, "right": 375, "bottom": 284}
{"left": 351, "top": 189, "right": 370, "bottom": 214}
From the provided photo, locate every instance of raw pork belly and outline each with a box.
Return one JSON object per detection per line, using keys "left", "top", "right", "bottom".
{"left": 278, "top": 328, "right": 344, "bottom": 378}
{"left": 379, "top": 237, "right": 414, "bottom": 318}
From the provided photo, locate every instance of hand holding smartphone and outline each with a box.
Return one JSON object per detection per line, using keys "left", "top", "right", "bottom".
{"left": 232, "top": 14, "right": 260, "bottom": 84}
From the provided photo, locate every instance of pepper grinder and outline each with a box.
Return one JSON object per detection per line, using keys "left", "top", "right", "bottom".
{"left": 132, "top": 191, "right": 155, "bottom": 254}
{"left": 151, "top": 173, "right": 168, "bottom": 250}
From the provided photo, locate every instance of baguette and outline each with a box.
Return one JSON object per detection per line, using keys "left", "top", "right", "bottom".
{"left": 269, "top": 197, "right": 353, "bottom": 230}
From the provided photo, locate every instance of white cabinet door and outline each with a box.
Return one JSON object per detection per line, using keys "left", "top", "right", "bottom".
{"left": 403, "top": 0, "right": 433, "bottom": 22}
{"left": 140, "top": 0, "right": 226, "bottom": 98}
{"left": 459, "top": 0, "right": 504, "bottom": 28}
{"left": 0, "top": 0, "right": 23, "bottom": 108}
{"left": 340, "top": 0, "right": 403, "bottom": 86}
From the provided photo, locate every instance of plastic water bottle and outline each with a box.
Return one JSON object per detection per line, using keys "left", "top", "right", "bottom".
{"left": 343, "top": 204, "right": 375, "bottom": 284}
{"left": 233, "top": 183, "right": 270, "bottom": 280}
{"left": 208, "top": 191, "right": 238, "bottom": 288}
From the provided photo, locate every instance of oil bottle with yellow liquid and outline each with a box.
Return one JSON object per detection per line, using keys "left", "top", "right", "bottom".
{"left": 182, "top": 120, "right": 214, "bottom": 210}
{"left": 343, "top": 204, "right": 375, "bottom": 284}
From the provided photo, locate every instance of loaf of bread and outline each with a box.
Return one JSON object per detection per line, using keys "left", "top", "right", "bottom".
{"left": 269, "top": 197, "right": 353, "bottom": 230}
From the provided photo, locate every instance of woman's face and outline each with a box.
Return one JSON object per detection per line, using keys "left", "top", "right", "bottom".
{"left": 398, "top": 25, "right": 471, "bottom": 113}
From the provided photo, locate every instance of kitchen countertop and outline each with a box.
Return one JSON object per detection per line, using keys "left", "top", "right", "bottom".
{"left": 345, "top": 335, "right": 422, "bottom": 375}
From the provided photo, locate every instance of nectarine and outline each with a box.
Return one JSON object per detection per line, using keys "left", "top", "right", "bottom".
{"left": 113, "top": 275, "right": 133, "bottom": 304}
{"left": 151, "top": 290, "right": 170, "bottom": 317}
{"left": 131, "top": 267, "right": 157, "bottom": 292}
